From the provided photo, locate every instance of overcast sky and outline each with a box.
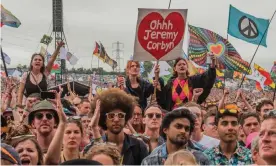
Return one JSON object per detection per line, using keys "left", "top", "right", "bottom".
{"left": 1, "top": 0, "right": 276, "bottom": 72}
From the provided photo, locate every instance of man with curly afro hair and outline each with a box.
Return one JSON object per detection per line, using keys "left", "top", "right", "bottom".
{"left": 84, "top": 88, "right": 149, "bottom": 165}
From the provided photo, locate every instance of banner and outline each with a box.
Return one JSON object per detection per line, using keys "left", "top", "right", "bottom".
{"left": 228, "top": 5, "right": 269, "bottom": 47}
{"left": 189, "top": 25, "right": 251, "bottom": 74}
{"left": 133, "top": 8, "right": 187, "bottom": 61}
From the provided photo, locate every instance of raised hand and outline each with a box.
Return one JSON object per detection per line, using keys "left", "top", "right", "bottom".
{"left": 56, "top": 86, "right": 67, "bottom": 123}
{"left": 57, "top": 41, "right": 65, "bottom": 48}
{"left": 224, "top": 88, "right": 230, "bottom": 95}
{"left": 193, "top": 88, "right": 204, "bottom": 97}
{"left": 117, "top": 76, "right": 125, "bottom": 89}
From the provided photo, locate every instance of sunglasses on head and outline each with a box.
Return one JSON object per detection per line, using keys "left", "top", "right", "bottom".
{"left": 219, "top": 109, "right": 238, "bottom": 114}
{"left": 34, "top": 112, "right": 54, "bottom": 120}
{"left": 106, "top": 112, "right": 126, "bottom": 120}
{"left": 145, "top": 113, "right": 162, "bottom": 119}
{"left": 67, "top": 116, "right": 81, "bottom": 121}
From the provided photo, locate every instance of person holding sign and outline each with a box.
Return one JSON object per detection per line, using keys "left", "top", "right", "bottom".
{"left": 117, "top": 60, "right": 163, "bottom": 110}
{"left": 157, "top": 53, "right": 216, "bottom": 111}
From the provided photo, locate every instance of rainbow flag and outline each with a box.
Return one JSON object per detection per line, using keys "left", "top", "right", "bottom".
{"left": 1, "top": 5, "right": 21, "bottom": 28}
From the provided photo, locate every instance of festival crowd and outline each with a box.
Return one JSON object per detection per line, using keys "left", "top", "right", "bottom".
{"left": 1, "top": 44, "right": 276, "bottom": 165}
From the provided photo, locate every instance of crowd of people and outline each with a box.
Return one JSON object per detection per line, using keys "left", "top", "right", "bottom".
{"left": 1, "top": 50, "right": 276, "bottom": 165}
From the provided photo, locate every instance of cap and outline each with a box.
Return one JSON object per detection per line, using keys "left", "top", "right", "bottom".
{"left": 28, "top": 100, "right": 59, "bottom": 125}
{"left": 1, "top": 143, "right": 21, "bottom": 165}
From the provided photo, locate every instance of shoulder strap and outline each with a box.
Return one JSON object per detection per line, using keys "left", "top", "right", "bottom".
{"left": 30, "top": 72, "right": 42, "bottom": 92}
{"left": 23, "top": 72, "right": 31, "bottom": 96}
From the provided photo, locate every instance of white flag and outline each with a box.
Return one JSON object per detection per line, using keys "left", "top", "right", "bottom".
{"left": 1, "top": 52, "right": 11, "bottom": 64}
{"left": 66, "top": 52, "right": 78, "bottom": 65}
{"left": 60, "top": 47, "right": 67, "bottom": 60}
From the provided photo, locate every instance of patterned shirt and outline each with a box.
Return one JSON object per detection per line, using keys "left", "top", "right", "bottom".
{"left": 204, "top": 142, "right": 253, "bottom": 165}
{"left": 172, "top": 78, "right": 192, "bottom": 108}
{"left": 141, "top": 141, "right": 211, "bottom": 165}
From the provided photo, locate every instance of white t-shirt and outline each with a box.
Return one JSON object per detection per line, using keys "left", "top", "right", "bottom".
{"left": 198, "top": 134, "right": 220, "bottom": 149}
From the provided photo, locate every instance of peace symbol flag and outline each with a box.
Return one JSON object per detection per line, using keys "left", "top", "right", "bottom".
{"left": 228, "top": 5, "right": 269, "bottom": 47}
{"left": 188, "top": 25, "right": 251, "bottom": 74}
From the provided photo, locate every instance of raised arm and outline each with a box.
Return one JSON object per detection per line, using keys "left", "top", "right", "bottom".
{"left": 218, "top": 89, "right": 229, "bottom": 109}
{"left": 45, "top": 42, "right": 64, "bottom": 74}
{"left": 44, "top": 86, "right": 67, "bottom": 165}
{"left": 239, "top": 89, "right": 254, "bottom": 112}
{"left": 88, "top": 99, "right": 102, "bottom": 140}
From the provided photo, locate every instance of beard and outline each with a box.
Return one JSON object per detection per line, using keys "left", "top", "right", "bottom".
{"left": 168, "top": 134, "right": 188, "bottom": 147}
{"left": 109, "top": 125, "right": 124, "bottom": 135}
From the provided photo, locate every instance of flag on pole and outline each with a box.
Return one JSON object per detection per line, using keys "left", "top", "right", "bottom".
{"left": 189, "top": 25, "right": 251, "bottom": 74}
{"left": 254, "top": 63, "right": 275, "bottom": 89}
{"left": 66, "top": 52, "right": 78, "bottom": 65}
{"left": 1, "top": 5, "right": 21, "bottom": 28}
{"left": 228, "top": 5, "right": 269, "bottom": 47}
{"left": 270, "top": 61, "right": 276, "bottom": 81}
{"left": 0, "top": 52, "right": 11, "bottom": 64}
{"left": 93, "top": 42, "right": 101, "bottom": 57}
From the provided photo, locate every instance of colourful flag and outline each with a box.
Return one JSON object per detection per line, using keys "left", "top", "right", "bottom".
{"left": 188, "top": 25, "right": 251, "bottom": 74}
{"left": 93, "top": 42, "right": 101, "bottom": 57}
{"left": 1, "top": 5, "right": 21, "bottom": 28}
{"left": 216, "top": 69, "right": 225, "bottom": 77}
{"left": 254, "top": 63, "right": 275, "bottom": 89}
{"left": 214, "top": 77, "right": 225, "bottom": 89}
{"left": 271, "top": 61, "right": 276, "bottom": 81}
{"left": 228, "top": 5, "right": 269, "bottom": 47}
{"left": 51, "top": 63, "right": 61, "bottom": 74}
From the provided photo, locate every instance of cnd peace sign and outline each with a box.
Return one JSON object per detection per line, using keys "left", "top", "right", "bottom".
{"left": 238, "top": 16, "right": 259, "bottom": 39}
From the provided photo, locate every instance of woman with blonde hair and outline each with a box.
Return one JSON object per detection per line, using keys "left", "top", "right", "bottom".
{"left": 164, "top": 149, "right": 198, "bottom": 165}
{"left": 85, "top": 143, "right": 121, "bottom": 165}
{"left": 117, "top": 60, "right": 162, "bottom": 110}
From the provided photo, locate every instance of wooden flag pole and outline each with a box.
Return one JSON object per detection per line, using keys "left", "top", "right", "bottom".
{"left": 150, "top": 0, "right": 172, "bottom": 104}
{"left": 239, "top": 10, "right": 276, "bottom": 88}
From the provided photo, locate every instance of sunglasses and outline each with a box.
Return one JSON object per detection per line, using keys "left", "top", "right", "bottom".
{"left": 4, "top": 116, "right": 14, "bottom": 121}
{"left": 106, "top": 112, "right": 126, "bottom": 120}
{"left": 265, "top": 110, "right": 276, "bottom": 117}
{"left": 145, "top": 113, "right": 162, "bottom": 119}
{"left": 67, "top": 116, "right": 81, "bottom": 121}
{"left": 34, "top": 112, "right": 54, "bottom": 120}
{"left": 219, "top": 109, "right": 238, "bottom": 114}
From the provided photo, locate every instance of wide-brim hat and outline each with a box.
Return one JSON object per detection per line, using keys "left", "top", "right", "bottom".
{"left": 28, "top": 100, "right": 59, "bottom": 125}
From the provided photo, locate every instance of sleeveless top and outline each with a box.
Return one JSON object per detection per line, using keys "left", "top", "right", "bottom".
{"left": 172, "top": 78, "right": 193, "bottom": 108}
{"left": 24, "top": 72, "right": 47, "bottom": 97}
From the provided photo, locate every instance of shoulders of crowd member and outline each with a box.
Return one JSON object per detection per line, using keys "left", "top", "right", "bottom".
{"left": 191, "top": 149, "right": 212, "bottom": 165}
{"left": 189, "top": 140, "right": 207, "bottom": 152}
{"left": 141, "top": 144, "right": 164, "bottom": 165}
{"left": 203, "top": 147, "right": 216, "bottom": 164}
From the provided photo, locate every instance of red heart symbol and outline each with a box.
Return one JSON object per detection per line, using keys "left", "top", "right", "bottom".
{"left": 138, "top": 12, "right": 185, "bottom": 60}
{"left": 210, "top": 44, "right": 223, "bottom": 56}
